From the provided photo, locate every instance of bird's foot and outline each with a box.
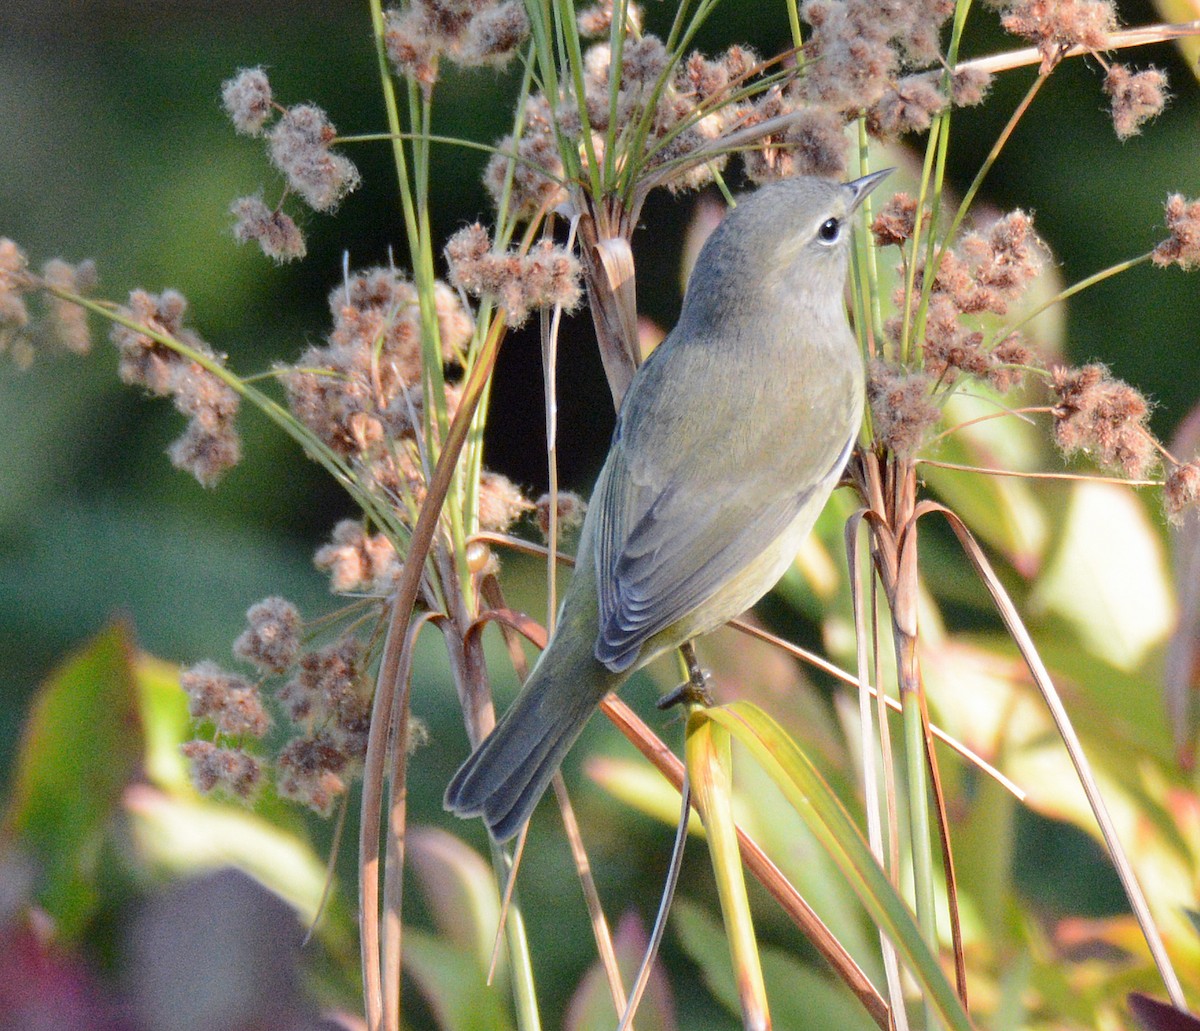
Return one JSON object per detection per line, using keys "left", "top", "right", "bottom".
{"left": 657, "top": 650, "right": 714, "bottom": 710}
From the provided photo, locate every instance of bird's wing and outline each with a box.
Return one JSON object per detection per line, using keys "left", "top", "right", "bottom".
{"left": 592, "top": 345, "right": 852, "bottom": 673}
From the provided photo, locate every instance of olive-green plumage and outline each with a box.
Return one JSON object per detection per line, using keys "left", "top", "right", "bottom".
{"left": 446, "top": 170, "right": 890, "bottom": 840}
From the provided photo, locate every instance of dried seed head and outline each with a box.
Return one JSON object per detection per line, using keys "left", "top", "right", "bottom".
{"left": 1165, "top": 461, "right": 1200, "bottom": 525}
{"left": 1152, "top": 194, "right": 1200, "bottom": 271}
{"left": 230, "top": 195, "right": 307, "bottom": 263}
{"left": 986, "top": 333, "right": 1035, "bottom": 392}
{"left": 181, "top": 741, "right": 264, "bottom": 800}
{"left": 268, "top": 104, "right": 361, "bottom": 212}
{"left": 41, "top": 258, "right": 96, "bottom": 354}
{"left": 871, "top": 192, "right": 920, "bottom": 247}
{"left": 535, "top": 490, "right": 587, "bottom": 540}
{"left": 478, "top": 471, "right": 534, "bottom": 532}
{"left": 234, "top": 596, "right": 302, "bottom": 673}
{"left": 276, "top": 732, "right": 350, "bottom": 815}
{"left": 446, "top": 224, "right": 581, "bottom": 327}
{"left": 180, "top": 661, "right": 271, "bottom": 738}
{"left": 313, "top": 520, "right": 400, "bottom": 593}
{"left": 1051, "top": 363, "right": 1156, "bottom": 477}
{"left": 866, "top": 72, "right": 945, "bottom": 139}
{"left": 1103, "top": 64, "right": 1167, "bottom": 140}
{"left": 222, "top": 67, "right": 274, "bottom": 136}
{"left": 867, "top": 361, "right": 940, "bottom": 458}
{"left": 992, "top": 0, "right": 1116, "bottom": 73}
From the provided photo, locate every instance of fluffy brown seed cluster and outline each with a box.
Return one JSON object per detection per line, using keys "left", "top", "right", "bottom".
{"left": 882, "top": 209, "right": 1041, "bottom": 391}
{"left": 0, "top": 239, "right": 97, "bottom": 364}
{"left": 283, "top": 266, "right": 467, "bottom": 471}
{"left": 230, "top": 196, "right": 306, "bottom": 264}
{"left": 1050, "top": 363, "right": 1156, "bottom": 477}
{"left": 313, "top": 520, "right": 401, "bottom": 594}
{"left": 275, "top": 636, "right": 372, "bottom": 815}
{"left": 1153, "top": 194, "right": 1200, "bottom": 271}
{"left": 482, "top": 18, "right": 761, "bottom": 213}
{"left": 535, "top": 490, "right": 587, "bottom": 540}
{"left": 792, "top": 0, "right": 991, "bottom": 150}
{"left": 384, "top": 0, "right": 529, "bottom": 92}
{"left": 180, "top": 598, "right": 382, "bottom": 815}
{"left": 444, "top": 223, "right": 582, "bottom": 326}
{"left": 867, "top": 361, "right": 941, "bottom": 459}
{"left": 987, "top": 0, "right": 1116, "bottom": 72}
{"left": 1103, "top": 64, "right": 1168, "bottom": 140}
{"left": 110, "top": 289, "right": 242, "bottom": 486}
{"left": 1165, "top": 461, "right": 1200, "bottom": 525}
{"left": 222, "top": 68, "right": 361, "bottom": 262}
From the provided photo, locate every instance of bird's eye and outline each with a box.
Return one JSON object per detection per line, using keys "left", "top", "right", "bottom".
{"left": 818, "top": 217, "right": 841, "bottom": 243}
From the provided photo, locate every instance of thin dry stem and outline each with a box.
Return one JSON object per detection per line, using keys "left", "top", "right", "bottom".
{"left": 959, "top": 20, "right": 1200, "bottom": 78}
{"left": 599, "top": 696, "right": 892, "bottom": 1030}
{"left": 359, "top": 316, "right": 506, "bottom": 1031}
{"left": 934, "top": 503, "right": 1187, "bottom": 1010}
{"left": 917, "top": 458, "right": 1162, "bottom": 486}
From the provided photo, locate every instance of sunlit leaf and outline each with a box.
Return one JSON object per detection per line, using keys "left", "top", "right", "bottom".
{"left": 686, "top": 714, "right": 770, "bottom": 1031}
{"left": 700, "top": 702, "right": 973, "bottom": 1031}
{"left": 585, "top": 756, "right": 705, "bottom": 835}
{"left": 1030, "top": 482, "right": 1174, "bottom": 671}
{"left": 924, "top": 391, "right": 1051, "bottom": 576}
{"left": 2, "top": 623, "right": 142, "bottom": 938}
{"left": 124, "top": 784, "right": 329, "bottom": 928}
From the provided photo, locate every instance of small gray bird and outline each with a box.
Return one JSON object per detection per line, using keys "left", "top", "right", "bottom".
{"left": 446, "top": 170, "right": 890, "bottom": 840}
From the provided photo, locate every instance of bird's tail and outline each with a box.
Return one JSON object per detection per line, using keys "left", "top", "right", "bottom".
{"left": 444, "top": 635, "right": 626, "bottom": 841}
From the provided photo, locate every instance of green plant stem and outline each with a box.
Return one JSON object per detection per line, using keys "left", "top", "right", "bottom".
{"left": 784, "top": 0, "right": 803, "bottom": 50}
{"left": 940, "top": 68, "right": 1049, "bottom": 268}
{"left": 999, "top": 251, "right": 1153, "bottom": 343}
{"left": 898, "top": 642, "right": 939, "bottom": 1031}
{"left": 48, "top": 289, "right": 416, "bottom": 546}
{"left": 554, "top": 0, "right": 603, "bottom": 199}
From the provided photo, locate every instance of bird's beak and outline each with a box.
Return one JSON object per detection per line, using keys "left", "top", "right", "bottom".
{"left": 845, "top": 168, "right": 894, "bottom": 211}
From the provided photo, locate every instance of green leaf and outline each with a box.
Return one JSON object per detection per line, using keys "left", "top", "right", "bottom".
{"left": 3, "top": 623, "right": 143, "bottom": 938}
{"left": 409, "top": 828, "right": 503, "bottom": 973}
{"left": 699, "top": 702, "right": 973, "bottom": 1031}
{"left": 1031, "top": 482, "right": 1174, "bottom": 671}
{"left": 672, "top": 898, "right": 876, "bottom": 1031}
{"left": 564, "top": 912, "right": 677, "bottom": 1031}
{"left": 405, "top": 927, "right": 515, "bottom": 1031}
{"left": 686, "top": 713, "right": 770, "bottom": 1031}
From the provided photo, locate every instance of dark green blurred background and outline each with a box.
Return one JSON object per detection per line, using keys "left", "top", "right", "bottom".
{"left": 0, "top": 0, "right": 1197, "bottom": 1022}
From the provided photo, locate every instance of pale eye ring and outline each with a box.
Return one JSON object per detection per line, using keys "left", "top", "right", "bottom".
{"left": 818, "top": 217, "right": 841, "bottom": 243}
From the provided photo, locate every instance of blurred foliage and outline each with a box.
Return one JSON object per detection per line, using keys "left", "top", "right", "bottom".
{"left": 1, "top": 0, "right": 1200, "bottom": 1028}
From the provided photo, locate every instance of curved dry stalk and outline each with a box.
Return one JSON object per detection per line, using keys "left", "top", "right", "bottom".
{"left": 552, "top": 775, "right": 631, "bottom": 1020}
{"left": 476, "top": 577, "right": 629, "bottom": 1020}
{"left": 898, "top": 505, "right": 968, "bottom": 1007}
{"left": 599, "top": 695, "right": 892, "bottom": 1030}
{"left": 382, "top": 610, "right": 442, "bottom": 1031}
{"left": 489, "top": 824, "right": 530, "bottom": 986}
{"left": 730, "top": 605, "right": 1026, "bottom": 799}
{"left": 846, "top": 510, "right": 910, "bottom": 1031}
{"left": 617, "top": 777, "right": 691, "bottom": 1031}
{"left": 304, "top": 791, "right": 351, "bottom": 946}
{"left": 360, "top": 316, "right": 507, "bottom": 1031}
{"left": 932, "top": 502, "right": 1187, "bottom": 1010}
